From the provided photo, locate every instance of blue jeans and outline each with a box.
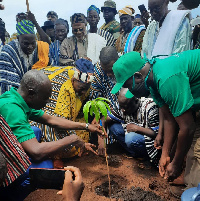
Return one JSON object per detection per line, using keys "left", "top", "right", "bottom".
{"left": 109, "top": 123, "right": 148, "bottom": 158}
{"left": 0, "top": 126, "right": 53, "bottom": 201}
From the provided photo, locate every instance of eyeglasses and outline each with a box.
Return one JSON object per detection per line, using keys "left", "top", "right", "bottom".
{"left": 73, "top": 28, "right": 84, "bottom": 33}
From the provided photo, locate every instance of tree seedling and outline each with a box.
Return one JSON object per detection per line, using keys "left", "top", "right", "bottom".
{"left": 83, "top": 97, "right": 112, "bottom": 199}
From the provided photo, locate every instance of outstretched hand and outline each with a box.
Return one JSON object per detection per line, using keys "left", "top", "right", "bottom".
{"left": 27, "top": 11, "right": 37, "bottom": 25}
{"left": 57, "top": 166, "right": 84, "bottom": 201}
{"left": 88, "top": 123, "right": 107, "bottom": 137}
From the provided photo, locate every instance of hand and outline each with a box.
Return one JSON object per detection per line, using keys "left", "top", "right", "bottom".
{"left": 98, "top": 136, "right": 105, "bottom": 156}
{"left": 57, "top": 166, "right": 84, "bottom": 201}
{"left": 154, "top": 134, "right": 163, "bottom": 150}
{"left": 83, "top": 143, "right": 98, "bottom": 156}
{"left": 164, "top": 162, "right": 182, "bottom": 182}
{"left": 27, "top": 11, "right": 37, "bottom": 25}
{"left": 159, "top": 154, "right": 170, "bottom": 178}
{"left": 91, "top": 118, "right": 98, "bottom": 125}
{"left": 88, "top": 124, "right": 107, "bottom": 137}
{"left": 126, "top": 124, "right": 140, "bottom": 133}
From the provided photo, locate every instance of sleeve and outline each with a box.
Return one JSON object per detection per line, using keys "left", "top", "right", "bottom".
{"left": 173, "top": 17, "right": 191, "bottom": 53}
{"left": 159, "top": 73, "right": 194, "bottom": 117}
{"left": 0, "top": 104, "right": 36, "bottom": 143}
{"left": 30, "top": 109, "right": 44, "bottom": 121}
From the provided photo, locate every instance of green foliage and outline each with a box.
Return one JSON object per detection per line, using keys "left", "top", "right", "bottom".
{"left": 83, "top": 98, "right": 111, "bottom": 123}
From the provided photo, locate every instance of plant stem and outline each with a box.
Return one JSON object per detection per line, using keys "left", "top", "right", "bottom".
{"left": 104, "top": 136, "right": 111, "bottom": 200}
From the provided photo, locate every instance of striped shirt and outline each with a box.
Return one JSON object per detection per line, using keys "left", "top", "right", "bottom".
{"left": 121, "top": 97, "right": 160, "bottom": 164}
{"left": 0, "top": 115, "right": 31, "bottom": 187}
{"left": 89, "top": 63, "right": 121, "bottom": 118}
{"left": 97, "top": 29, "right": 116, "bottom": 47}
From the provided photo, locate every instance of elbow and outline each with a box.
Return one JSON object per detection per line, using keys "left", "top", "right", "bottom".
{"left": 28, "top": 148, "right": 46, "bottom": 161}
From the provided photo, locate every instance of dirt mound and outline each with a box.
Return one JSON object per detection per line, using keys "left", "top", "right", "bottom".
{"left": 113, "top": 186, "right": 165, "bottom": 201}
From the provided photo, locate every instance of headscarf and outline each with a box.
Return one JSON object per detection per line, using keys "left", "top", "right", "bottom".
{"left": 73, "top": 58, "right": 94, "bottom": 83}
{"left": 118, "top": 6, "right": 135, "bottom": 17}
{"left": 70, "top": 13, "right": 87, "bottom": 25}
{"left": 16, "top": 20, "right": 35, "bottom": 35}
{"left": 87, "top": 5, "right": 100, "bottom": 15}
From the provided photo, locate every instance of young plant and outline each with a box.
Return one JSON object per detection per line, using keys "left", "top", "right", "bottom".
{"left": 83, "top": 97, "right": 112, "bottom": 199}
{"left": 83, "top": 97, "right": 111, "bottom": 123}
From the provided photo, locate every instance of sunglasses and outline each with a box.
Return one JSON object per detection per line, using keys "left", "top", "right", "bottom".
{"left": 73, "top": 28, "right": 84, "bottom": 33}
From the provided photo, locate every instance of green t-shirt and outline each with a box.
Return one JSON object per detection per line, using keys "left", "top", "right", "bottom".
{"left": 0, "top": 88, "right": 44, "bottom": 143}
{"left": 150, "top": 49, "right": 200, "bottom": 117}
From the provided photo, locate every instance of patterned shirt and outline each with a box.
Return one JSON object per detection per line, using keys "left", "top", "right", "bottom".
{"left": 121, "top": 97, "right": 160, "bottom": 164}
{"left": 90, "top": 63, "right": 121, "bottom": 119}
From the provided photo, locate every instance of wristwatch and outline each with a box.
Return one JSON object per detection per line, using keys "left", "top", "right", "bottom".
{"left": 85, "top": 123, "right": 90, "bottom": 130}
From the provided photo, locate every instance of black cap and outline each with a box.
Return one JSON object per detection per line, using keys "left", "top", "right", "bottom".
{"left": 41, "top": 21, "right": 55, "bottom": 31}
{"left": 47, "top": 11, "right": 58, "bottom": 18}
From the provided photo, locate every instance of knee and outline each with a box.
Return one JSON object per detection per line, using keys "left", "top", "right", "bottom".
{"left": 109, "top": 123, "right": 124, "bottom": 136}
{"left": 125, "top": 132, "right": 144, "bottom": 149}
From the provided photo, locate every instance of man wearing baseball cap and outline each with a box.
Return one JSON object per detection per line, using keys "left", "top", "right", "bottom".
{"left": 47, "top": 11, "right": 58, "bottom": 22}
{"left": 100, "top": 0, "right": 120, "bottom": 39}
{"left": 111, "top": 50, "right": 200, "bottom": 185}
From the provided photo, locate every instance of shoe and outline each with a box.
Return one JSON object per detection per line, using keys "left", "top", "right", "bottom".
{"left": 169, "top": 184, "right": 186, "bottom": 199}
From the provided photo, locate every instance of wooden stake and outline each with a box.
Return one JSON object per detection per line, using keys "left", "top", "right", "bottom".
{"left": 26, "top": 0, "right": 29, "bottom": 12}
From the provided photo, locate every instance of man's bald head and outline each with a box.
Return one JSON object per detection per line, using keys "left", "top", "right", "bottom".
{"left": 100, "top": 46, "right": 119, "bottom": 66}
{"left": 100, "top": 46, "right": 119, "bottom": 77}
{"left": 19, "top": 70, "right": 52, "bottom": 110}
{"left": 20, "top": 70, "right": 51, "bottom": 92}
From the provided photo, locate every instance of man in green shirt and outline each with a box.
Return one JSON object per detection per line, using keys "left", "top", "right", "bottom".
{"left": 111, "top": 50, "right": 200, "bottom": 182}
{"left": 0, "top": 69, "right": 103, "bottom": 200}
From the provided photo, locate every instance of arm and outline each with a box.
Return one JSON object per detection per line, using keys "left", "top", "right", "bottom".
{"left": 159, "top": 104, "right": 177, "bottom": 177}
{"left": 126, "top": 124, "right": 156, "bottom": 137}
{"left": 27, "top": 11, "right": 51, "bottom": 44}
{"left": 154, "top": 108, "right": 164, "bottom": 149}
{"left": 21, "top": 134, "right": 84, "bottom": 161}
{"left": 166, "top": 109, "right": 195, "bottom": 181}
{"left": 37, "top": 113, "right": 104, "bottom": 135}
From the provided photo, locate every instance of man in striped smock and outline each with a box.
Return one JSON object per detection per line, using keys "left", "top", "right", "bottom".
{"left": 118, "top": 88, "right": 160, "bottom": 165}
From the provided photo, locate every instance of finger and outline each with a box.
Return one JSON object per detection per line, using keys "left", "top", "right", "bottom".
{"left": 159, "top": 165, "right": 165, "bottom": 177}
{"left": 57, "top": 190, "right": 63, "bottom": 195}
{"left": 64, "top": 170, "right": 73, "bottom": 183}
{"left": 102, "top": 127, "right": 108, "bottom": 137}
{"left": 86, "top": 143, "right": 96, "bottom": 148}
{"left": 88, "top": 147, "right": 98, "bottom": 155}
{"left": 64, "top": 166, "right": 82, "bottom": 183}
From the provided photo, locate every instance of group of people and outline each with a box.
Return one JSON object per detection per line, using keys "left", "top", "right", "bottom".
{"left": 1, "top": 0, "right": 200, "bottom": 200}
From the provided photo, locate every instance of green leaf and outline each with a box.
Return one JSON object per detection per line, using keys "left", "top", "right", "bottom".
{"left": 96, "top": 97, "right": 111, "bottom": 103}
{"left": 103, "top": 102, "right": 111, "bottom": 113}
{"left": 83, "top": 101, "right": 91, "bottom": 123}
{"left": 89, "top": 102, "right": 94, "bottom": 116}
{"left": 93, "top": 103, "right": 100, "bottom": 122}
{"left": 96, "top": 101, "right": 107, "bottom": 120}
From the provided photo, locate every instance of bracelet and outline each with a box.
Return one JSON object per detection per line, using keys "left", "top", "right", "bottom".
{"left": 85, "top": 123, "right": 90, "bottom": 130}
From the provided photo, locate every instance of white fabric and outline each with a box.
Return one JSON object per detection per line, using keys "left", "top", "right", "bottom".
{"left": 152, "top": 10, "right": 191, "bottom": 58}
{"left": 87, "top": 33, "right": 107, "bottom": 64}
{"left": 142, "top": 10, "right": 191, "bottom": 59}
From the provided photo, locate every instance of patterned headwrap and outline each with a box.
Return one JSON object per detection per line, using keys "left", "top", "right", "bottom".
{"left": 16, "top": 20, "right": 35, "bottom": 35}
{"left": 73, "top": 59, "right": 94, "bottom": 83}
{"left": 118, "top": 5, "right": 135, "bottom": 17}
{"left": 70, "top": 13, "right": 87, "bottom": 25}
{"left": 87, "top": 5, "right": 100, "bottom": 15}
